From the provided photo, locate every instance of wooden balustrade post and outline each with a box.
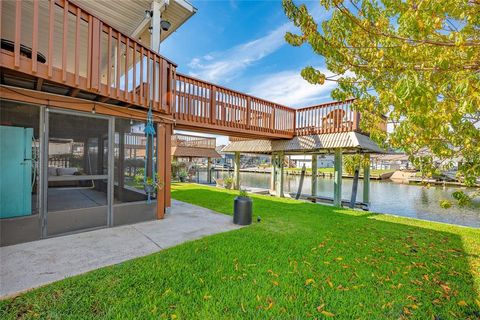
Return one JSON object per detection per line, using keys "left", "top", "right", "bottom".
{"left": 353, "top": 111, "right": 361, "bottom": 132}
{"left": 89, "top": 17, "right": 101, "bottom": 91}
{"left": 209, "top": 86, "right": 217, "bottom": 124}
{"left": 246, "top": 97, "right": 251, "bottom": 128}
{"left": 293, "top": 110, "right": 296, "bottom": 134}
{"left": 173, "top": 67, "right": 178, "bottom": 115}
{"left": 14, "top": 0, "right": 22, "bottom": 68}
{"left": 166, "top": 65, "right": 173, "bottom": 114}
{"left": 270, "top": 109, "right": 276, "bottom": 132}
{"left": 32, "top": 0, "right": 39, "bottom": 73}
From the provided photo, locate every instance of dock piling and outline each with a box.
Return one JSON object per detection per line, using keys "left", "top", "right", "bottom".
{"left": 334, "top": 149, "right": 343, "bottom": 207}
{"left": 234, "top": 152, "right": 240, "bottom": 190}
{"left": 363, "top": 154, "right": 371, "bottom": 204}
{"left": 311, "top": 154, "right": 318, "bottom": 196}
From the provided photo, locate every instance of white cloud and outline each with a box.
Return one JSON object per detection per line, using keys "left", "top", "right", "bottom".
{"left": 188, "top": 23, "right": 294, "bottom": 83}
{"left": 247, "top": 69, "right": 339, "bottom": 108}
{"left": 203, "top": 54, "right": 214, "bottom": 61}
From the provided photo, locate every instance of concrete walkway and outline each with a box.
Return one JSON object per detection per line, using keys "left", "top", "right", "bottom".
{"left": 0, "top": 200, "right": 240, "bottom": 298}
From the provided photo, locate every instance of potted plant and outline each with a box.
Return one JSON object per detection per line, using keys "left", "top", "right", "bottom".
{"left": 143, "top": 177, "right": 156, "bottom": 194}
{"left": 233, "top": 189, "right": 252, "bottom": 225}
{"left": 178, "top": 170, "right": 187, "bottom": 182}
{"left": 223, "top": 174, "right": 234, "bottom": 189}
{"left": 143, "top": 173, "right": 165, "bottom": 194}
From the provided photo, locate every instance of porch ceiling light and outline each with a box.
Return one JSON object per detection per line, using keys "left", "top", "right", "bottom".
{"left": 160, "top": 20, "right": 171, "bottom": 32}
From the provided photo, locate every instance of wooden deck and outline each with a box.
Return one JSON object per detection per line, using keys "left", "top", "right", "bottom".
{"left": 1, "top": 0, "right": 377, "bottom": 140}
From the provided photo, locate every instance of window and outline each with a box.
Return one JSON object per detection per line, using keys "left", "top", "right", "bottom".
{"left": 114, "top": 118, "right": 156, "bottom": 203}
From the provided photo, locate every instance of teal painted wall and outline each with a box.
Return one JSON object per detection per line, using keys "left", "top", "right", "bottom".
{"left": 0, "top": 126, "right": 33, "bottom": 218}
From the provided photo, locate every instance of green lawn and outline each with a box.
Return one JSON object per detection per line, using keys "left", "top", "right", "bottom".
{"left": 1, "top": 184, "right": 479, "bottom": 319}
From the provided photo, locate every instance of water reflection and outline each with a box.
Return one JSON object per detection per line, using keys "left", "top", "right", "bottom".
{"left": 196, "top": 170, "right": 479, "bottom": 228}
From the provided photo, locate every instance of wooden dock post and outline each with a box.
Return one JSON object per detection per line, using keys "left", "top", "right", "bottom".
{"left": 275, "top": 152, "right": 285, "bottom": 197}
{"left": 349, "top": 167, "right": 360, "bottom": 208}
{"left": 295, "top": 163, "right": 306, "bottom": 199}
{"left": 311, "top": 154, "right": 318, "bottom": 196}
{"left": 234, "top": 152, "right": 240, "bottom": 190}
{"left": 334, "top": 149, "right": 343, "bottom": 207}
{"left": 270, "top": 154, "right": 276, "bottom": 192}
{"left": 207, "top": 157, "right": 212, "bottom": 184}
{"left": 363, "top": 154, "right": 371, "bottom": 204}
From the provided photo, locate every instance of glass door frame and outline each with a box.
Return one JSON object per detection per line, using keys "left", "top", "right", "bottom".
{"left": 41, "top": 107, "right": 115, "bottom": 238}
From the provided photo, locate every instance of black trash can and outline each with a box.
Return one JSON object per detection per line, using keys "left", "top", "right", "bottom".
{"left": 233, "top": 196, "right": 252, "bottom": 225}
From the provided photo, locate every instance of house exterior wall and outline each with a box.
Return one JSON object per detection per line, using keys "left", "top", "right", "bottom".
{"left": 290, "top": 155, "right": 334, "bottom": 169}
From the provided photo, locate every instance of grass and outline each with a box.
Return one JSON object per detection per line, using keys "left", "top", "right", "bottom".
{"left": 1, "top": 184, "right": 479, "bottom": 319}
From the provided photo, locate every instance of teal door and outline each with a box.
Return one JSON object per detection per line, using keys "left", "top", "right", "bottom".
{"left": 0, "top": 125, "right": 33, "bottom": 218}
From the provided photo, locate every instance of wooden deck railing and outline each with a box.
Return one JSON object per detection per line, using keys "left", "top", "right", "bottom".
{"left": 295, "top": 99, "right": 361, "bottom": 135}
{"left": 174, "top": 74, "right": 296, "bottom": 138}
{"left": 1, "top": 0, "right": 379, "bottom": 139}
{"left": 0, "top": 0, "right": 175, "bottom": 113}
{"left": 171, "top": 133, "right": 216, "bottom": 149}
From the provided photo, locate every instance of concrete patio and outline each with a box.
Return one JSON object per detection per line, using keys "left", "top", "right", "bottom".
{"left": 0, "top": 199, "right": 240, "bottom": 299}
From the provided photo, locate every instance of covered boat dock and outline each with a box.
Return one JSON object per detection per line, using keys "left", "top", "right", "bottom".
{"left": 222, "top": 132, "right": 384, "bottom": 208}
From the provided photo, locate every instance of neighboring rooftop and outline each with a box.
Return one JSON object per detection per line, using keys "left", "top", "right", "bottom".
{"left": 222, "top": 132, "right": 384, "bottom": 155}
{"left": 171, "top": 133, "right": 220, "bottom": 158}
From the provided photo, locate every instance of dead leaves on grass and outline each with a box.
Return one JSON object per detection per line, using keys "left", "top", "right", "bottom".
{"left": 316, "top": 303, "right": 335, "bottom": 317}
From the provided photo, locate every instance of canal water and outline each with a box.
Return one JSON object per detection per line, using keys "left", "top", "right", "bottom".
{"left": 198, "top": 171, "right": 480, "bottom": 228}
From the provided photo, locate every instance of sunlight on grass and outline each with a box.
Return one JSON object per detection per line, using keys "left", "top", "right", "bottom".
{"left": 1, "top": 183, "right": 479, "bottom": 319}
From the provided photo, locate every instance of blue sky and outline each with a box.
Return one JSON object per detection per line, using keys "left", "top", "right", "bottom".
{"left": 162, "top": 0, "right": 337, "bottom": 108}
{"left": 161, "top": 0, "right": 334, "bottom": 144}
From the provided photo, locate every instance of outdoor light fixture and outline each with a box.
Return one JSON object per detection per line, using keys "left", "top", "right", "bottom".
{"left": 160, "top": 20, "right": 171, "bottom": 32}
{"left": 91, "top": 105, "right": 96, "bottom": 114}
{"left": 145, "top": 10, "right": 153, "bottom": 19}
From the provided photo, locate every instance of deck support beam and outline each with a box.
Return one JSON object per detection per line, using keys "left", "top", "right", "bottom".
{"left": 233, "top": 152, "right": 240, "bottom": 190}
{"left": 349, "top": 167, "right": 360, "bottom": 209}
{"left": 311, "top": 154, "right": 318, "bottom": 196}
{"left": 363, "top": 154, "right": 370, "bottom": 204}
{"left": 165, "top": 124, "right": 172, "bottom": 211}
{"left": 207, "top": 157, "right": 212, "bottom": 184}
{"left": 274, "top": 152, "right": 285, "bottom": 197}
{"left": 150, "top": 1, "right": 162, "bottom": 54}
{"left": 334, "top": 149, "right": 343, "bottom": 207}
{"left": 156, "top": 122, "right": 172, "bottom": 218}
{"left": 270, "top": 154, "right": 277, "bottom": 192}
